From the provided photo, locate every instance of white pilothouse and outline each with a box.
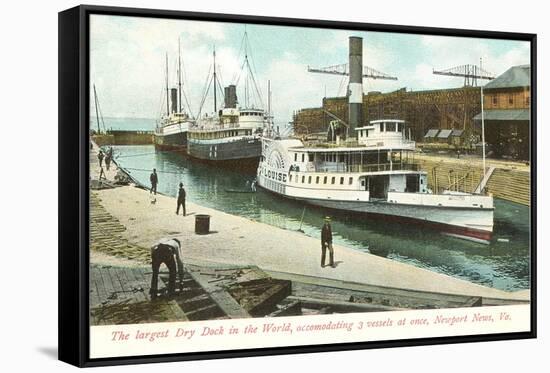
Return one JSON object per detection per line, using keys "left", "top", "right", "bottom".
{"left": 257, "top": 120, "right": 494, "bottom": 243}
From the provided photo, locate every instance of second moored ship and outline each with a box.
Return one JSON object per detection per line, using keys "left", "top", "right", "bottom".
{"left": 187, "top": 84, "right": 269, "bottom": 170}
{"left": 187, "top": 31, "right": 273, "bottom": 171}
{"left": 154, "top": 41, "right": 194, "bottom": 152}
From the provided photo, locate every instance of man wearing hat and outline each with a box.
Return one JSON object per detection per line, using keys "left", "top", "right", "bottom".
{"left": 321, "top": 216, "right": 335, "bottom": 268}
{"left": 150, "top": 168, "right": 158, "bottom": 195}
{"left": 149, "top": 237, "right": 184, "bottom": 299}
{"left": 176, "top": 182, "right": 186, "bottom": 216}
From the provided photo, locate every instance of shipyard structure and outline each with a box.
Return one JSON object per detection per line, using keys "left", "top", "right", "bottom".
{"left": 293, "top": 64, "right": 530, "bottom": 160}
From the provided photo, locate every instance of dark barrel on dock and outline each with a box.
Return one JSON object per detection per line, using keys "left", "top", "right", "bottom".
{"left": 195, "top": 214, "right": 211, "bottom": 234}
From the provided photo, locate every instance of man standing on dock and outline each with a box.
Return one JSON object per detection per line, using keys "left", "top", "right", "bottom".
{"left": 176, "top": 182, "right": 186, "bottom": 216}
{"left": 150, "top": 238, "right": 184, "bottom": 298}
{"left": 321, "top": 216, "right": 335, "bottom": 268}
{"left": 150, "top": 168, "right": 158, "bottom": 195}
{"left": 105, "top": 151, "right": 112, "bottom": 171}
{"left": 97, "top": 149, "right": 104, "bottom": 168}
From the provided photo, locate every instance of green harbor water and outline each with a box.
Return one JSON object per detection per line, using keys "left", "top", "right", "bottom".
{"left": 108, "top": 143, "right": 531, "bottom": 292}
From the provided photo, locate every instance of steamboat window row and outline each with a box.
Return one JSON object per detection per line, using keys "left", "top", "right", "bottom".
{"left": 189, "top": 129, "right": 253, "bottom": 140}
{"left": 289, "top": 173, "right": 354, "bottom": 186}
{"left": 240, "top": 111, "right": 264, "bottom": 117}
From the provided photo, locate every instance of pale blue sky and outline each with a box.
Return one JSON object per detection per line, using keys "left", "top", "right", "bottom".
{"left": 90, "top": 15, "right": 530, "bottom": 125}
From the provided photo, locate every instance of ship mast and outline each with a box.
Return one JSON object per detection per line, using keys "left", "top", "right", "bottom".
{"left": 236, "top": 28, "right": 263, "bottom": 110}
{"left": 165, "top": 53, "right": 170, "bottom": 116}
{"left": 213, "top": 47, "right": 217, "bottom": 113}
{"left": 244, "top": 30, "right": 249, "bottom": 108}
{"left": 480, "top": 57, "right": 486, "bottom": 184}
{"left": 93, "top": 84, "right": 101, "bottom": 134}
{"left": 178, "top": 38, "right": 182, "bottom": 113}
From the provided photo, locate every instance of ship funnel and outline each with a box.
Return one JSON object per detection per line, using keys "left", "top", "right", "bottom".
{"left": 224, "top": 85, "right": 238, "bottom": 109}
{"left": 170, "top": 88, "right": 178, "bottom": 113}
{"left": 348, "top": 36, "right": 363, "bottom": 136}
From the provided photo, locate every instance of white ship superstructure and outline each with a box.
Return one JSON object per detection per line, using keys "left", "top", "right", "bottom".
{"left": 258, "top": 119, "right": 494, "bottom": 243}
{"left": 154, "top": 41, "right": 194, "bottom": 151}
{"left": 187, "top": 32, "right": 273, "bottom": 169}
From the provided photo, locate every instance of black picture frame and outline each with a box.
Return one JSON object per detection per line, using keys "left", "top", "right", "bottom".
{"left": 58, "top": 4, "right": 537, "bottom": 367}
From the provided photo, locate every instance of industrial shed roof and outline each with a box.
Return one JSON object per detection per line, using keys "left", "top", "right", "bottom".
{"left": 484, "top": 65, "right": 530, "bottom": 89}
{"left": 473, "top": 109, "right": 530, "bottom": 121}
{"left": 437, "top": 129, "right": 453, "bottom": 139}
{"left": 424, "top": 129, "right": 439, "bottom": 138}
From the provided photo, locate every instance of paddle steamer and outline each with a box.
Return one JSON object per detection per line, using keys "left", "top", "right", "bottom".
{"left": 258, "top": 121, "right": 494, "bottom": 243}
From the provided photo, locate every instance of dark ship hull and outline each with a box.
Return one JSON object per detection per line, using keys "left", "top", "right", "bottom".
{"left": 153, "top": 130, "right": 188, "bottom": 152}
{"left": 187, "top": 136, "right": 262, "bottom": 171}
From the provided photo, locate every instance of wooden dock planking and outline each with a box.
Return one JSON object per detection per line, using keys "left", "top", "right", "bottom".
{"left": 92, "top": 266, "right": 109, "bottom": 302}
{"left": 287, "top": 296, "right": 403, "bottom": 312}
{"left": 107, "top": 267, "right": 125, "bottom": 295}
{"left": 268, "top": 270, "right": 516, "bottom": 309}
{"left": 186, "top": 268, "right": 252, "bottom": 319}
{"left": 90, "top": 265, "right": 192, "bottom": 325}
{"left": 228, "top": 279, "right": 292, "bottom": 317}
{"left": 90, "top": 261, "right": 506, "bottom": 326}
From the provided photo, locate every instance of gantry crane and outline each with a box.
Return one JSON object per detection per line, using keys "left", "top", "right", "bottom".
{"left": 307, "top": 37, "right": 398, "bottom": 136}
{"left": 308, "top": 63, "right": 398, "bottom": 80}
{"left": 433, "top": 64, "right": 494, "bottom": 87}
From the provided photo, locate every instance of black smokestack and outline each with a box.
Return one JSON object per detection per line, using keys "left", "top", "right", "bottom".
{"left": 170, "top": 88, "right": 178, "bottom": 113}
{"left": 224, "top": 85, "right": 237, "bottom": 108}
{"left": 348, "top": 36, "right": 363, "bottom": 136}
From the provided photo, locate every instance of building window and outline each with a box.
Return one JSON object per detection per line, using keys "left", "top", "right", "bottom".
{"left": 294, "top": 153, "right": 297, "bottom": 161}
{"left": 340, "top": 177, "right": 344, "bottom": 185}
{"left": 308, "top": 153, "right": 314, "bottom": 162}
{"left": 289, "top": 175, "right": 293, "bottom": 182}
{"left": 492, "top": 96, "right": 497, "bottom": 106}
{"left": 386, "top": 122, "right": 396, "bottom": 132}
{"left": 301, "top": 176, "right": 305, "bottom": 183}
{"left": 509, "top": 95, "right": 514, "bottom": 105}
{"left": 323, "top": 176, "right": 327, "bottom": 184}
{"left": 349, "top": 177, "right": 353, "bottom": 185}
{"left": 308, "top": 176, "right": 312, "bottom": 184}
{"left": 331, "top": 177, "right": 335, "bottom": 184}
{"left": 301, "top": 154, "right": 305, "bottom": 162}
{"left": 316, "top": 176, "right": 320, "bottom": 184}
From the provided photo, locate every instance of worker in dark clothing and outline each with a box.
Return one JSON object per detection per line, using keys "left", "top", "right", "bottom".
{"left": 97, "top": 150, "right": 104, "bottom": 168}
{"left": 99, "top": 166, "right": 106, "bottom": 180}
{"left": 176, "top": 182, "right": 186, "bottom": 216}
{"left": 149, "top": 238, "right": 184, "bottom": 298}
{"left": 321, "top": 216, "right": 335, "bottom": 268}
{"left": 150, "top": 168, "right": 158, "bottom": 195}
{"left": 105, "top": 151, "right": 112, "bottom": 171}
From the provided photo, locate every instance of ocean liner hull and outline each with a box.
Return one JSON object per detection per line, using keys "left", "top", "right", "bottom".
{"left": 153, "top": 131, "right": 188, "bottom": 151}
{"left": 187, "top": 136, "right": 262, "bottom": 171}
